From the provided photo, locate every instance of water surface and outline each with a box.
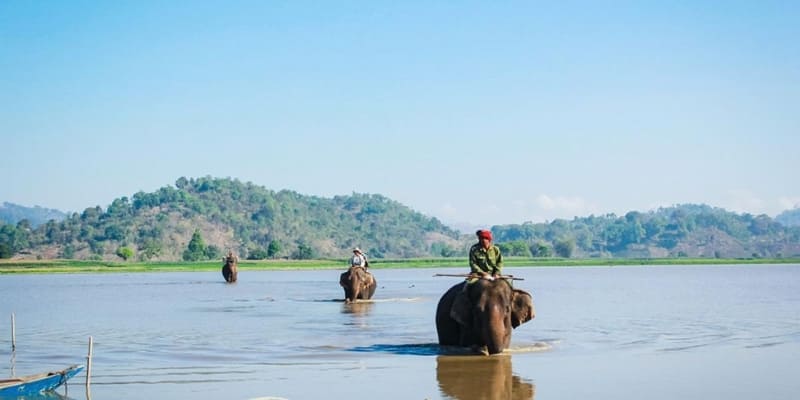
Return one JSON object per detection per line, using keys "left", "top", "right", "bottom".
{"left": 1, "top": 265, "right": 798, "bottom": 399}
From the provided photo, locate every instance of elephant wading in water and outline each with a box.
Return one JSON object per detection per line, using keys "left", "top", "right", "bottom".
{"left": 339, "top": 266, "right": 376, "bottom": 303}
{"left": 222, "top": 252, "right": 238, "bottom": 283}
{"left": 436, "top": 278, "right": 535, "bottom": 355}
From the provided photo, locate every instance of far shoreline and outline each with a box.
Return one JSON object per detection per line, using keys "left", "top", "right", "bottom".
{"left": 1, "top": 257, "right": 799, "bottom": 274}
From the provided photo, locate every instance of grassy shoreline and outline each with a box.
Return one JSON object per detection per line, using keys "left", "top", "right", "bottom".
{"left": 1, "top": 257, "right": 798, "bottom": 274}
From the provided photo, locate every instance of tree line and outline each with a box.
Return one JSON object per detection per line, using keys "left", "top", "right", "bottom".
{"left": 2, "top": 178, "right": 799, "bottom": 261}
{"left": 0, "top": 176, "right": 462, "bottom": 261}
{"left": 490, "top": 204, "right": 800, "bottom": 258}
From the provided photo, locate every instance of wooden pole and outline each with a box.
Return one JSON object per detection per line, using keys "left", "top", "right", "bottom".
{"left": 10, "top": 313, "right": 15, "bottom": 351}
{"left": 86, "top": 336, "right": 93, "bottom": 393}
{"left": 433, "top": 273, "right": 525, "bottom": 280}
{"left": 10, "top": 313, "right": 16, "bottom": 378}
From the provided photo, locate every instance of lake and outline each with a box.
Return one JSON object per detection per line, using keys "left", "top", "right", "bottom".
{"left": 1, "top": 264, "right": 798, "bottom": 400}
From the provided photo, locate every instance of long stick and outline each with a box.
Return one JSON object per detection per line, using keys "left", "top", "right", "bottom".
{"left": 10, "top": 347, "right": 14, "bottom": 378}
{"left": 433, "top": 273, "right": 525, "bottom": 281}
{"left": 11, "top": 313, "right": 16, "bottom": 378}
{"left": 11, "top": 313, "right": 17, "bottom": 378}
{"left": 10, "top": 313, "right": 15, "bottom": 351}
{"left": 86, "top": 336, "right": 93, "bottom": 393}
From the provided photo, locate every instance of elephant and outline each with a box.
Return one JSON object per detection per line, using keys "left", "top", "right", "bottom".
{"left": 339, "top": 265, "right": 376, "bottom": 303}
{"left": 222, "top": 256, "right": 238, "bottom": 283}
{"left": 435, "top": 278, "right": 534, "bottom": 355}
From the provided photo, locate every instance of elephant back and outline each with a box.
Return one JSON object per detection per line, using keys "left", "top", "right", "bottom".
{"left": 222, "top": 259, "right": 238, "bottom": 283}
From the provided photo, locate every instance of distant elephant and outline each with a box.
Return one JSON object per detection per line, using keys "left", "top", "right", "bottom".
{"left": 339, "top": 265, "right": 376, "bottom": 303}
{"left": 436, "top": 279, "right": 534, "bottom": 355}
{"left": 222, "top": 255, "right": 238, "bottom": 283}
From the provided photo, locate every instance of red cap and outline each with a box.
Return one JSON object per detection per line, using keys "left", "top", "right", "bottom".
{"left": 476, "top": 230, "right": 492, "bottom": 240}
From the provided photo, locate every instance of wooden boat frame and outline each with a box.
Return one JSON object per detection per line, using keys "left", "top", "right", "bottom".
{"left": 0, "top": 364, "right": 84, "bottom": 397}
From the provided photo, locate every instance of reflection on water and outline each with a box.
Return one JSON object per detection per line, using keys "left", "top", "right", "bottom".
{"left": 340, "top": 301, "right": 374, "bottom": 315}
{"left": 6, "top": 386, "right": 79, "bottom": 400}
{"left": 341, "top": 301, "right": 374, "bottom": 330}
{"left": 436, "top": 355, "right": 535, "bottom": 400}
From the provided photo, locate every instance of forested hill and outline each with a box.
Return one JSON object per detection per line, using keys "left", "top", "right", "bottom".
{"left": 0, "top": 177, "right": 463, "bottom": 261}
{"left": 776, "top": 207, "right": 800, "bottom": 227}
{"left": 2, "top": 177, "right": 799, "bottom": 261}
{"left": 490, "top": 204, "right": 800, "bottom": 259}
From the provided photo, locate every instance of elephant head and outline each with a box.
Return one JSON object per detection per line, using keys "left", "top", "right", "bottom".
{"left": 222, "top": 257, "right": 238, "bottom": 283}
{"left": 436, "top": 279, "right": 534, "bottom": 355}
{"left": 339, "top": 266, "right": 377, "bottom": 303}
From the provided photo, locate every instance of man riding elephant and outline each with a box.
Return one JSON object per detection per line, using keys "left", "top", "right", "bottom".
{"left": 340, "top": 247, "right": 376, "bottom": 302}
{"left": 436, "top": 229, "right": 534, "bottom": 354}
{"left": 469, "top": 229, "right": 503, "bottom": 280}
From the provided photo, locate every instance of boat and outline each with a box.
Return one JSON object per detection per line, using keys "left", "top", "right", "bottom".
{"left": 0, "top": 364, "right": 84, "bottom": 397}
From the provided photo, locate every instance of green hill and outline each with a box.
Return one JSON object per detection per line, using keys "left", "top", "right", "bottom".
{"left": 2, "top": 177, "right": 799, "bottom": 261}
{"left": 776, "top": 207, "right": 800, "bottom": 227}
{"left": 490, "top": 204, "right": 800, "bottom": 259}
{"left": 0, "top": 177, "right": 464, "bottom": 261}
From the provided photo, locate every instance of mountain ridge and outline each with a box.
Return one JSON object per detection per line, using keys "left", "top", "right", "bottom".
{"left": 2, "top": 177, "right": 799, "bottom": 260}
{"left": 1, "top": 202, "right": 67, "bottom": 228}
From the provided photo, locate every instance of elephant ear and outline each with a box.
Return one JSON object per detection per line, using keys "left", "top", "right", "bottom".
{"left": 449, "top": 289, "right": 472, "bottom": 328}
{"left": 361, "top": 272, "right": 375, "bottom": 289}
{"left": 511, "top": 289, "right": 534, "bottom": 328}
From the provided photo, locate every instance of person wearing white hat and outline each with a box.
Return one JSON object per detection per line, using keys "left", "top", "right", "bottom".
{"left": 350, "top": 247, "right": 369, "bottom": 269}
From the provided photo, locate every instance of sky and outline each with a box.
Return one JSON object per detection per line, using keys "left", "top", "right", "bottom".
{"left": 1, "top": 1, "right": 799, "bottom": 231}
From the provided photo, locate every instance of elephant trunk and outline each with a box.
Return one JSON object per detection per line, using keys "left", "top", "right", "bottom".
{"left": 350, "top": 274, "right": 360, "bottom": 301}
{"left": 481, "top": 302, "right": 510, "bottom": 355}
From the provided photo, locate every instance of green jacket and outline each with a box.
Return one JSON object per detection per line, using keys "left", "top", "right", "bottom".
{"left": 469, "top": 243, "right": 503, "bottom": 275}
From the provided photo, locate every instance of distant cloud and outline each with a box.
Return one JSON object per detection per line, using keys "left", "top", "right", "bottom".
{"left": 480, "top": 194, "right": 603, "bottom": 224}
{"left": 439, "top": 203, "right": 459, "bottom": 220}
{"left": 433, "top": 191, "right": 800, "bottom": 228}
{"left": 778, "top": 196, "right": 800, "bottom": 211}
{"left": 722, "top": 190, "right": 800, "bottom": 217}
{"left": 724, "top": 189, "right": 766, "bottom": 215}
{"left": 433, "top": 202, "right": 496, "bottom": 233}
{"left": 534, "top": 194, "right": 597, "bottom": 218}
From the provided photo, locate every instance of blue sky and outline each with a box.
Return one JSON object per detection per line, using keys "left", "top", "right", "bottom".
{"left": 2, "top": 1, "right": 798, "bottom": 230}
